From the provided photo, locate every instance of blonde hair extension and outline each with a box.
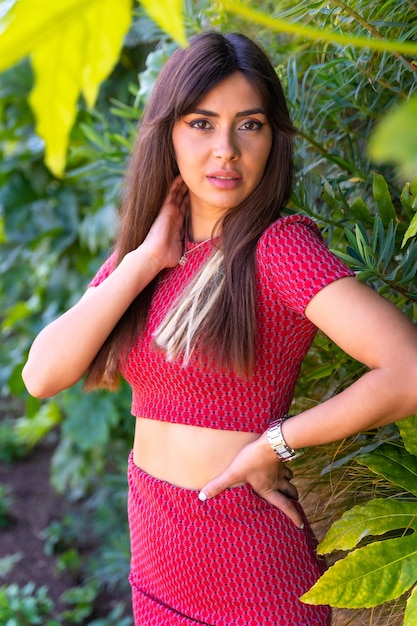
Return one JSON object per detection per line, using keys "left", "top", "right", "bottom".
{"left": 154, "top": 248, "right": 225, "bottom": 364}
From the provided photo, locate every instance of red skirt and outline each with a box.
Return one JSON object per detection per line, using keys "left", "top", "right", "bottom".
{"left": 127, "top": 452, "right": 331, "bottom": 626}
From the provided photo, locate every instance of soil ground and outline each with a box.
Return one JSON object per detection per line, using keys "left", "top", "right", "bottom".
{"left": 0, "top": 434, "right": 132, "bottom": 624}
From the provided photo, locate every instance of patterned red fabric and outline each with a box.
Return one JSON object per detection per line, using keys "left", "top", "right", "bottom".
{"left": 128, "top": 453, "right": 331, "bottom": 625}
{"left": 89, "top": 215, "right": 354, "bottom": 434}
{"left": 88, "top": 215, "right": 355, "bottom": 624}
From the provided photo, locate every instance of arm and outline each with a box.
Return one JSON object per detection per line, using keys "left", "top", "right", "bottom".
{"left": 283, "top": 276, "right": 417, "bottom": 447}
{"left": 22, "top": 177, "right": 188, "bottom": 398}
{"left": 199, "top": 277, "right": 417, "bottom": 525}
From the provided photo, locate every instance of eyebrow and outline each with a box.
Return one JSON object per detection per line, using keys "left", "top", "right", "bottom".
{"left": 189, "top": 107, "right": 267, "bottom": 118}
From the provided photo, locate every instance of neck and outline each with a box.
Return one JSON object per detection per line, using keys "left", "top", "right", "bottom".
{"left": 186, "top": 202, "right": 227, "bottom": 242}
{"left": 187, "top": 215, "right": 221, "bottom": 243}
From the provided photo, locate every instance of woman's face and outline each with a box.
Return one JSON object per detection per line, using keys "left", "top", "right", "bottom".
{"left": 172, "top": 71, "right": 272, "bottom": 225}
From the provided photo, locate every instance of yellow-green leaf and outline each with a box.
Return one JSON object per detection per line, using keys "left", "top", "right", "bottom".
{"left": 0, "top": 0, "right": 95, "bottom": 71}
{"left": 404, "top": 584, "right": 417, "bottom": 626}
{"left": 29, "top": 19, "right": 85, "bottom": 178}
{"left": 301, "top": 534, "right": 417, "bottom": 608}
{"left": 397, "top": 415, "right": 417, "bottom": 456}
{"left": 0, "top": 0, "right": 132, "bottom": 177}
{"left": 402, "top": 213, "right": 417, "bottom": 248}
{"left": 15, "top": 401, "right": 62, "bottom": 448}
{"left": 81, "top": 0, "right": 132, "bottom": 108}
{"left": 140, "top": 0, "right": 187, "bottom": 47}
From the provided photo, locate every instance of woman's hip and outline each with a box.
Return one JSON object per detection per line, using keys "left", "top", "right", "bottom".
{"left": 127, "top": 452, "right": 330, "bottom": 626}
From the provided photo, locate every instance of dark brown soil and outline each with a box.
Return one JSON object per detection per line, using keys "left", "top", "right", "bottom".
{"left": 0, "top": 434, "right": 132, "bottom": 623}
{"left": 0, "top": 439, "right": 73, "bottom": 599}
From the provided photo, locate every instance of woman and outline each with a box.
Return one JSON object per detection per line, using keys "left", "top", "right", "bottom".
{"left": 23, "top": 32, "right": 417, "bottom": 625}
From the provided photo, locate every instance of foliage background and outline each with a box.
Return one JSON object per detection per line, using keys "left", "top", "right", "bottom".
{"left": 1, "top": 0, "right": 417, "bottom": 624}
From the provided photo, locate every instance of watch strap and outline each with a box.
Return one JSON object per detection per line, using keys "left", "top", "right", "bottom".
{"left": 266, "top": 416, "right": 300, "bottom": 462}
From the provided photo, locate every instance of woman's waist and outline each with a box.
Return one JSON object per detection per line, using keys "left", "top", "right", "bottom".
{"left": 133, "top": 416, "right": 261, "bottom": 490}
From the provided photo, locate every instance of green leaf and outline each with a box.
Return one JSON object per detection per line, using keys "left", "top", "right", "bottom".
{"left": 398, "top": 416, "right": 417, "bottom": 457}
{"left": 369, "top": 95, "right": 417, "bottom": 181}
{"left": 321, "top": 181, "right": 340, "bottom": 213}
{"left": 1, "top": 301, "right": 31, "bottom": 330}
{"left": 348, "top": 197, "right": 373, "bottom": 225}
{"left": 377, "top": 221, "right": 395, "bottom": 269}
{"left": 302, "top": 363, "right": 336, "bottom": 383}
{"left": 404, "top": 584, "right": 417, "bottom": 626}
{"left": 14, "top": 401, "right": 62, "bottom": 448}
{"left": 317, "top": 498, "right": 417, "bottom": 554}
{"left": 301, "top": 534, "right": 417, "bottom": 608}
{"left": 0, "top": 0, "right": 132, "bottom": 176}
{"left": 402, "top": 212, "right": 417, "bottom": 248}
{"left": 140, "top": 0, "right": 187, "bottom": 47}
{"left": 372, "top": 171, "right": 397, "bottom": 225}
{"left": 357, "top": 444, "right": 417, "bottom": 497}
{"left": 400, "top": 182, "right": 417, "bottom": 218}
{"left": 61, "top": 391, "right": 119, "bottom": 450}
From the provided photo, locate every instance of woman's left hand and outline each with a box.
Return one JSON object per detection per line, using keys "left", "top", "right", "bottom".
{"left": 198, "top": 433, "right": 303, "bottom": 528}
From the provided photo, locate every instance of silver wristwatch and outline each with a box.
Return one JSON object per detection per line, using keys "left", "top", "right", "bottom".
{"left": 266, "top": 416, "right": 300, "bottom": 462}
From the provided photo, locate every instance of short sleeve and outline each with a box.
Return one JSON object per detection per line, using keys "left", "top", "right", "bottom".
{"left": 88, "top": 251, "right": 117, "bottom": 288}
{"left": 257, "top": 215, "right": 355, "bottom": 314}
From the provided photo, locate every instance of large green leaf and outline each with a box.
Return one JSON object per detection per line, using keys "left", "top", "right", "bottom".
{"left": 0, "top": 0, "right": 132, "bottom": 176}
{"left": 301, "top": 534, "right": 417, "bottom": 608}
{"left": 317, "top": 498, "right": 417, "bottom": 554}
{"left": 356, "top": 444, "right": 417, "bottom": 497}
{"left": 60, "top": 390, "right": 119, "bottom": 451}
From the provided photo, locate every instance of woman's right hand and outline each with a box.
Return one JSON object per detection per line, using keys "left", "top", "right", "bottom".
{"left": 140, "top": 176, "right": 189, "bottom": 270}
{"left": 23, "top": 176, "right": 189, "bottom": 398}
{"left": 198, "top": 432, "right": 303, "bottom": 529}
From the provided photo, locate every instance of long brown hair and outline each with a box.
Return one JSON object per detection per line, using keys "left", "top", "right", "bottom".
{"left": 84, "top": 32, "right": 296, "bottom": 390}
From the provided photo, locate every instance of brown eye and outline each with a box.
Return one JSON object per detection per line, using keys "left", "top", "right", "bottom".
{"left": 240, "top": 120, "right": 263, "bottom": 131}
{"left": 187, "top": 119, "right": 212, "bottom": 130}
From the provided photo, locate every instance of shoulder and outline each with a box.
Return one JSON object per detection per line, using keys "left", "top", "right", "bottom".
{"left": 258, "top": 214, "right": 323, "bottom": 254}
{"left": 257, "top": 214, "right": 329, "bottom": 272}
{"left": 257, "top": 214, "right": 355, "bottom": 314}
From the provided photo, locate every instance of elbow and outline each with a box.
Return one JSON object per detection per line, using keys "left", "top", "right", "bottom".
{"left": 394, "top": 362, "right": 417, "bottom": 418}
{"left": 22, "top": 362, "right": 57, "bottom": 399}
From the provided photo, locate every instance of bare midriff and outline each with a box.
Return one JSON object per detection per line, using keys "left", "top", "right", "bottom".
{"left": 133, "top": 416, "right": 260, "bottom": 490}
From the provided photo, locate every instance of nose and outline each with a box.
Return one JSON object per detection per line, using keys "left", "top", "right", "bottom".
{"left": 213, "top": 128, "right": 240, "bottom": 162}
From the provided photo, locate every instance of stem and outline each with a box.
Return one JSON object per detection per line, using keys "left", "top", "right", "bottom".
{"left": 331, "top": 0, "right": 417, "bottom": 73}
{"left": 407, "top": 0, "right": 417, "bottom": 17}
{"left": 379, "top": 278, "right": 417, "bottom": 303}
{"left": 297, "top": 128, "right": 365, "bottom": 179}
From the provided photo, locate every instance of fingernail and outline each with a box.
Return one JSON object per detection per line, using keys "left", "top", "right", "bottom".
{"left": 300, "top": 522, "right": 304, "bottom": 530}
{"left": 198, "top": 491, "right": 207, "bottom": 501}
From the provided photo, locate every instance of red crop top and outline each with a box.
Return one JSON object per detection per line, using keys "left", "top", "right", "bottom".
{"left": 89, "top": 215, "right": 354, "bottom": 433}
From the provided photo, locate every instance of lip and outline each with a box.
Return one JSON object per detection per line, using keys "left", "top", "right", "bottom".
{"left": 207, "top": 170, "right": 242, "bottom": 190}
